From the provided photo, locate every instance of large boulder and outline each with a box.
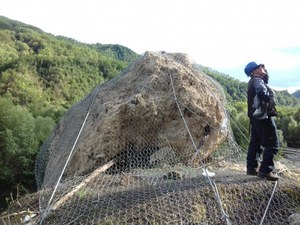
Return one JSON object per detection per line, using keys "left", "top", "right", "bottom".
{"left": 37, "top": 51, "right": 228, "bottom": 188}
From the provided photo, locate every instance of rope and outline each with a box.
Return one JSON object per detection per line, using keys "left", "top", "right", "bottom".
{"left": 166, "top": 56, "right": 231, "bottom": 225}
{"left": 259, "top": 181, "right": 278, "bottom": 225}
{"left": 212, "top": 180, "right": 231, "bottom": 224}
{"left": 39, "top": 86, "right": 100, "bottom": 225}
{"left": 169, "top": 69, "right": 198, "bottom": 153}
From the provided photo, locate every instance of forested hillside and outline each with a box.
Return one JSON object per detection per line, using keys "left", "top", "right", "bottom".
{"left": 90, "top": 43, "right": 139, "bottom": 63}
{"left": 293, "top": 89, "right": 300, "bottom": 99}
{"left": 0, "top": 16, "right": 139, "bottom": 209}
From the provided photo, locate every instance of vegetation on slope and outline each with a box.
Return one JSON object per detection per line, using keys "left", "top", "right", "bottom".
{"left": 292, "top": 89, "right": 300, "bottom": 99}
{"left": 0, "top": 16, "right": 138, "bottom": 210}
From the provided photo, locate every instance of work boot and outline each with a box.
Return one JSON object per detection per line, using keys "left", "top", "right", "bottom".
{"left": 258, "top": 172, "right": 279, "bottom": 181}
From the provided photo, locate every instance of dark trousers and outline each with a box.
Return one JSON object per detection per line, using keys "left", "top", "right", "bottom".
{"left": 247, "top": 117, "right": 279, "bottom": 173}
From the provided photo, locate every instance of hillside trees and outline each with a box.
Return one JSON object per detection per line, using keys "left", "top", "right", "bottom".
{"left": 227, "top": 102, "right": 250, "bottom": 150}
{"left": 0, "top": 97, "right": 55, "bottom": 187}
{"left": 203, "top": 68, "right": 247, "bottom": 102}
{"left": 0, "top": 16, "right": 138, "bottom": 203}
{"left": 292, "top": 89, "right": 300, "bottom": 98}
{"left": 91, "top": 43, "right": 139, "bottom": 63}
{"left": 276, "top": 106, "right": 300, "bottom": 147}
{"left": 0, "top": 19, "right": 135, "bottom": 112}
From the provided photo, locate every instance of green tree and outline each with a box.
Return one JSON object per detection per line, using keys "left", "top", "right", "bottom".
{"left": 292, "top": 89, "right": 300, "bottom": 98}
{"left": 274, "top": 129, "right": 287, "bottom": 160}
{"left": 275, "top": 106, "right": 300, "bottom": 147}
{"left": 0, "top": 97, "right": 38, "bottom": 186}
{"left": 228, "top": 102, "right": 249, "bottom": 150}
{"left": 293, "top": 107, "right": 300, "bottom": 123}
{"left": 286, "top": 118, "right": 300, "bottom": 147}
{"left": 34, "top": 116, "right": 55, "bottom": 145}
{"left": 230, "top": 112, "right": 249, "bottom": 150}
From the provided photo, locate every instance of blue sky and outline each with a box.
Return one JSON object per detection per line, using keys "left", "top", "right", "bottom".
{"left": 1, "top": 0, "right": 300, "bottom": 93}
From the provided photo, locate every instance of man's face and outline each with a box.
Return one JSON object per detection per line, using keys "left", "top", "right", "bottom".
{"left": 254, "top": 65, "right": 267, "bottom": 76}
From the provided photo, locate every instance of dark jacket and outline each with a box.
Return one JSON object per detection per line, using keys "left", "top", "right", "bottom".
{"left": 247, "top": 76, "right": 270, "bottom": 118}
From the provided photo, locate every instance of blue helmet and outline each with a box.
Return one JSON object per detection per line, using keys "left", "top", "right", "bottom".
{"left": 244, "top": 61, "right": 260, "bottom": 76}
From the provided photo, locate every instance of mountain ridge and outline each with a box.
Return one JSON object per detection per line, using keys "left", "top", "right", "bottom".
{"left": 292, "top": 89, "right": 300, "bottom": 98}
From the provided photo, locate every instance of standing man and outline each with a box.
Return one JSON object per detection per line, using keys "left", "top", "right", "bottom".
{"left": 244, "top": 62, "right": 279, "bottom": 181}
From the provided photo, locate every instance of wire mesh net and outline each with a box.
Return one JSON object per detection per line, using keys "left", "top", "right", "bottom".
{"left": 1, "top": 52, "right": 300, "bottom": 225}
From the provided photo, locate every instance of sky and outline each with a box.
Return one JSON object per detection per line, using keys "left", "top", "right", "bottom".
{"left": 1, "top": 0, "right": 300, "bottom": 93}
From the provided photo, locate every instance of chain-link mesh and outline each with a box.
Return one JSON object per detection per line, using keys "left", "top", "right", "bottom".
{"left": 1, "top": 52, "right": 300, "bottom": 225}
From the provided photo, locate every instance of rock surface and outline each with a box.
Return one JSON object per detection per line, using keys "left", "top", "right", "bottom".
{"left": 39, "top": 51, "right": 228, "bottom": 188}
